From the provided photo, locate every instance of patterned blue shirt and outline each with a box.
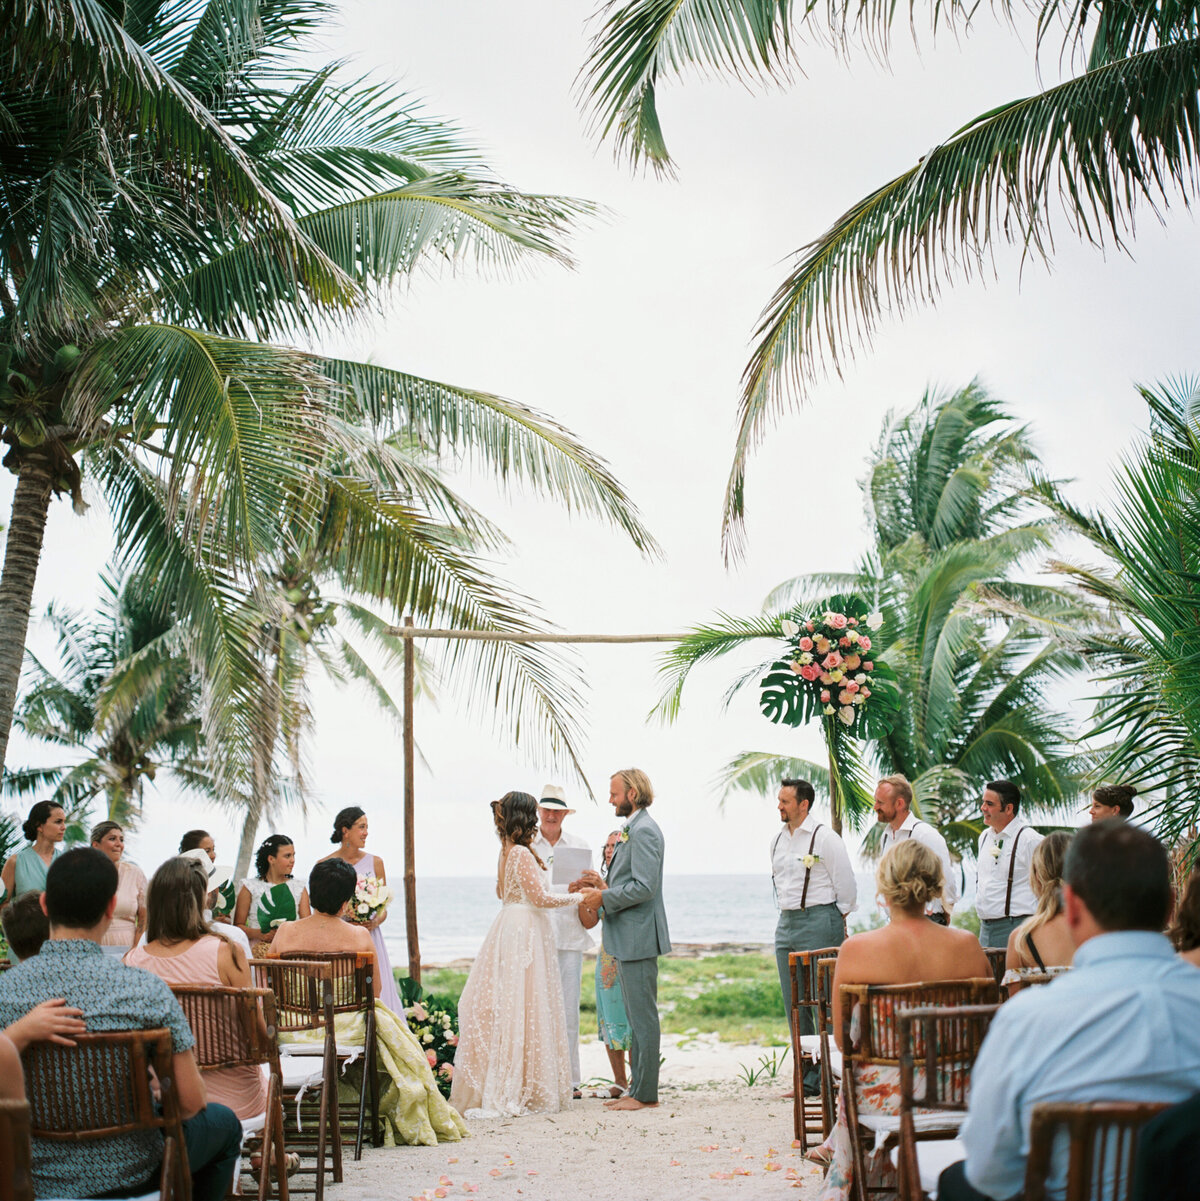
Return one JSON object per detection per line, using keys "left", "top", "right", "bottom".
{"left": 0, "top": 939, "right": 194, "bottom": 1198}
{"left": 960, "top": 931, "right": 1200, "bottom": 1199}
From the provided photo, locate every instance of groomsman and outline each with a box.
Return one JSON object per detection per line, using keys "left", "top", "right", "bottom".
{"left": 532, "top": 784, "right": 592, "bottom": 1099}
{"left": 772, "top": 778, "right": 856, "bottom": 1095}
{"left": 874, "top": 774, "right": 959, "bottom": 923}
{"left": 975, "top": 780, "right": 1043, "bottom": 949}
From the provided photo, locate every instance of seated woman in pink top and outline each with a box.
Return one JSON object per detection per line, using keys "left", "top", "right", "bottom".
{"left": 125, "top": 856, "right": 266, "bottom": 1121}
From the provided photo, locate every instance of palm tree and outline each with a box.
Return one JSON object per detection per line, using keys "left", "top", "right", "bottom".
{"left": 1, "top": 0, "right": 656, "bottom": 786}
{"left": 3, "top": 569, "right": 209, "bottom": 825}
{"left": 1038, "top": 378, "right": 1200, "bottom": 850}
{"left": 578, "top": 0, "right": 1200, "bottom": 558}
{"left": 657, "top": 383, "right": 1086, "bottom": 854}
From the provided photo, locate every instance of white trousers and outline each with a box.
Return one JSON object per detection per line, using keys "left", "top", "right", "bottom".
{"left": 557, "top": 948, "right": 583, "bottom": 1089}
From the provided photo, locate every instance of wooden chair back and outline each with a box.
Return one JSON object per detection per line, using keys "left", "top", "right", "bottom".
{"left": 171, "top": 985, "right": 281, "bottom": 1074}
{"left": 983, "top": 947, "right": 1007, "bottom": 989}
{"left": 250, "top": 958, "right": 336, "bottom": 1038}
{"left": 0, "top": 1100, "right": 33, "bottom": 1201}
{"left": 272, "top": 952, "right": 374, "bottom": 1018}
{"left": 788, "top": 945, "right": 840, "bottom": 1146}
{"left": 22, "top": 1028, "right": 189, "bottom": 1201}
{"left": 1024, "top": 1101, "right": 1169, "bottom": 1201}
{"left": 816, "top": 956, "right": 840, "bottom": 1135}
{"left": 896, "top": 1004, "right": 999, "bottom": 1199}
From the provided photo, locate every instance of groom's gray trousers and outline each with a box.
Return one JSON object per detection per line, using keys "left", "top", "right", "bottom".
{"left": 616, "top": 957, "right": 660, "bottom": 1103}
{"left": 775, "top": 903, "right": 845, "bottom": 1038}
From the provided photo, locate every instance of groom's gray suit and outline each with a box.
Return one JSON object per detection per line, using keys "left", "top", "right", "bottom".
{"left": 600, "top": 806, "right": 670, "bottom": 1103}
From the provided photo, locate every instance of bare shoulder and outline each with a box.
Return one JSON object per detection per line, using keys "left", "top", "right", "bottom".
{"left": 355, "top": 926, "right": 375, "bottom": 952}
{"left": 372, "top": 853, "right": 386, "bottom": 874}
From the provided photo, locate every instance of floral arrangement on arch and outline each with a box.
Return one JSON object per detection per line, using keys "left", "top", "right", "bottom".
{"left": 349, "top": 874, "right": 392, "bottom": 925}
{"left": 760, "top": 596, "right": 900, "bottom": 738}
{"left": 405, "top": 997, "right": 459, "bottom": 1098}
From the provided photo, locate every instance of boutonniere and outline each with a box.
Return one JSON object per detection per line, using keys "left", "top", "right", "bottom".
{"left": 800, "top": 852, "right": 821, "bottom": 869}
{"left": 618, "top": 828, "right": 630, "bottom": 843}
{"left": 989, "top": 839, "right": 1004, "bottom": 861}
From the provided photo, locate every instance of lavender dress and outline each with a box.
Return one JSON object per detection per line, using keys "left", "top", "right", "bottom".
{"left": 352, "top": 853, "right": 405, "bottom": 1018}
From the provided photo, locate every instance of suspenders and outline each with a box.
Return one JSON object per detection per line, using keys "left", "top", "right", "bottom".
{"left": 1004, "top": 826, "right": 1028, "bottom": 917}
{"left": 772, "top": 824, "right": 824, "bottom": 911}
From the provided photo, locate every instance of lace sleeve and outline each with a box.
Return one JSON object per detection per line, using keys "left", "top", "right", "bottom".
{"left": 513, "top": 846, "right": 582, "bottom": 909}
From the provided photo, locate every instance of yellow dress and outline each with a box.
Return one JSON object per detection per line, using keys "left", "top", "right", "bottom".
{"left": 280, "top": 1003, "right": 466, "bottom": 1147}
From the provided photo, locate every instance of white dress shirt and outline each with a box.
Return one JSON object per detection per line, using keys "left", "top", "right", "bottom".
{"left": 880, "top": 811, "right": 961, "bottom": 915}
{"left": 533, "top": 828, "right": 594, "bottom": 952}
{"left": 974, "top": 817, "right": 1043, "bottom": 920}
{"left": 771, "top": 816, "right": 857, "bottom": 915}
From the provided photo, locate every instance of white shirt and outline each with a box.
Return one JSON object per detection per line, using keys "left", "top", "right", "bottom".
{"left": 771, "top": 816, "right": 857, "bottom": 915}
{"left": 532, "top": 828, "right": 594, "bottom": 952}
{"left": 975, "top": 817, "right": 1043, "bottom": 920}
{"left": 880, "top": 811, "right": 961, "bottom": 915}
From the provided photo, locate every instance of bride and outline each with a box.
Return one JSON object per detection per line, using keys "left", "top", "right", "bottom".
{"left": 450, "top": 791, "right": 597, "bottom": 1117}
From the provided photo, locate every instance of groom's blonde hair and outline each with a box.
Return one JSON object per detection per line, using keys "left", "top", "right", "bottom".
{"left": 614, "top": 768, "right": 654, "bottom": 809}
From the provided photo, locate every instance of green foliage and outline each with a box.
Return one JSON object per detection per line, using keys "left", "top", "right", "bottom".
{"left": 951, "top": 904, "right": 981, "bottom": 937}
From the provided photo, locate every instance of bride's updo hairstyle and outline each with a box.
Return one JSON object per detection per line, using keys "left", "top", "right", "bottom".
{"left": 331, "top": 806, "right": 366, "bottom": 845}
{"left": 876, "top": 840, "right": 944, "bottom": 912}
{"left": 491, "top": 792, "right": 546, "bottom": 869}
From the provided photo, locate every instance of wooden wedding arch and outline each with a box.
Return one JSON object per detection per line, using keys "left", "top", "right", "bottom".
{"left": 387, "top": 619, "right": 684, "bottom": 984}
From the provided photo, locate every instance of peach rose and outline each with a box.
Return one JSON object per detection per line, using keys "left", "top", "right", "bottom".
{"left": 829, "top": 613, "right": 848, "bottom": 629}
{"left": 798, "top": 636, "right": 814, "bottom": 651}
{"left": 864, "top": 661, "right": 874, "bottom": 671}
{"left": 806, "top": 621, "right": 815, "bottom": 632}
{"left": 844, "top": 680, "right": 860, "bottom": 694}
{"left": 799, "top": 664, "right": 821, "bottom": 682}
{"left": 861, "top": 688, "right": 871, "bottom": 699}
{"left": 426, "top": 1050, "right": 438, "bottom": 1067}
{"left": 839, "top": 636, "right": 851, "bottom": 648}
{"left": 820, "top": 690, "right": 831, "bottom": 703}
{"left": 858, "top": 636, "right": 872, "bottom": 651}
{"left": 822, "top": 651, "right": 843, "bottom": 670}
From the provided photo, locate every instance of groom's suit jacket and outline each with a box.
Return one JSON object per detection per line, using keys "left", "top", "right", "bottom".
{"left": 601, "top": 808, "right": 671, "bottom": 962}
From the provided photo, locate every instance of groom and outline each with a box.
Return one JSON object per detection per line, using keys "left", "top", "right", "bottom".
{"left": 577, "top": 768, "right": 670, "bottom": 1110}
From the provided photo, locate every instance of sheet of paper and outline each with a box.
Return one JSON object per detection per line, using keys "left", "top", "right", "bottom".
{"left": 551, "top": 846, "right": 593, "bottom": 886}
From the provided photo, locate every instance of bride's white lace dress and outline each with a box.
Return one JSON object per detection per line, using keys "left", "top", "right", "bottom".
{"left": 449, "top": 843, "right": 581, "bottom": 1117}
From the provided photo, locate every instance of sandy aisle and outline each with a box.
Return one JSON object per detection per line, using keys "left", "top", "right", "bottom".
{"left": 327, "top": 1036, "right": 827, "bottom": 1200}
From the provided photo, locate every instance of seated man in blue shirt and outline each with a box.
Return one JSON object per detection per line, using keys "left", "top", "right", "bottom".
{"left": 940, "top": 820, "right": 1200, "bottom": 1200}
{"left": 0, "top": 847, "right": 242, "bottom": 1201}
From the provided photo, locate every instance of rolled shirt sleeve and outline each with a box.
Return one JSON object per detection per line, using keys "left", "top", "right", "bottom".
{"left": 818, "top": 827, "right": 857, "bottom": 916}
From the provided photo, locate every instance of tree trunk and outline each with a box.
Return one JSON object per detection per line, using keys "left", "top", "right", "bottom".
{"left": 0, "top": 455, "right": 55, "bottom": 776}
{"left": 234, "top": 629, "right": 283, "bottom": 881}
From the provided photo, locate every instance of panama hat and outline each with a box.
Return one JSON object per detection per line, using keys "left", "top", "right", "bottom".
{"left": 539, "top": 784, "right": 575, "bottom": 814}
{"left": 180, "top": 847, "right": 235, "bottom": 892}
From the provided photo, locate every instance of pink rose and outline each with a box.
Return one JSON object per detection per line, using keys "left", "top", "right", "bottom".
{"left": 789, "top": 660, "right": 804, "bottom": 675}
{"left": 847, "top": 617, "right": 858, "bottom": 626}
{"left": 446, "top": 1034, "right": 459, "bottom": 1046}
{"left": 426, "top": 1050, "right": 438, "bottom": 1067}
{"left": 844, "top": 653, "right": 861, "bottom": 670}
{"left": 820, "top": 690, "right": 831, "bottom": 703}
{"left": 805, "top": 621, "right": 815, "bottom": 632}
{"left": 412, "top": 1002, "right": 428, "bottom": 1022}
{"left": 864, "top": 661, "right": 874, "bottom": 671}
{"left": 799, "top": 664, "right": 821, "bottom": 681}
{"left": 819, "top": 672, "right": 833, "bottom": 685}
{"left": 861, "top": 688, "right": 871, "bottom": 699}
{"left": 829, "top": 613, "right": 848, "bottom": 629}
{"left": 798, "top": 636, "right": 814, "bottom": 651}
{"left": 858, "top": 636, "right": 872, "bottom": 651}
{"left": 839, "top": 636, "right": 851, "bottom": 648}
{"left": 844, "top": 680, "right": 860, "bottom": 694}
{"left": 822, "top": 651, "right": 843, "bottom": 670}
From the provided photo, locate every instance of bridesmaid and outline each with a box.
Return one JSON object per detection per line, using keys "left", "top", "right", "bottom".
{"left": 1, "top": 802, "right": 66, "bottom": 907}
{"left": 233, "top": 834, "right": 310, "bottom": 955}
{"left": 322, "top": 807, "right": 404, "bottom": 1016}
{"left": 91, "top": 821, "right": 147, "bottom": 950}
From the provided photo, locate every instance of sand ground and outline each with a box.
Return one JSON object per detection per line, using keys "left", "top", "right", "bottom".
{"left": 327, "top": 1035, "right": 827, "bottom": 1200}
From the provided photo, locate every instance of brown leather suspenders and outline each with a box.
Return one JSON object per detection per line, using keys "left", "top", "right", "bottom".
{"left": 799, "top": 824, "right": 823, "bottom": 910}
{"left": 1004, "top": 826, "right": 1028, "bottom": 917}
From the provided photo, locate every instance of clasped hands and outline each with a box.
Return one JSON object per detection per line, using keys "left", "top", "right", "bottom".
{"left": 569, "top": 870, "right": 605, "bottom": 912}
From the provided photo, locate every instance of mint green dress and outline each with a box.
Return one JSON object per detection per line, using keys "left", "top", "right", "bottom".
{"left": 13, "top": 846, "right": 57, "bottom": 896}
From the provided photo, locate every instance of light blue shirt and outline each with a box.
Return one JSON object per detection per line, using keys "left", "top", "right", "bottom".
{"left": 961, "top": 931, "right": 1200, "bottom": 1200}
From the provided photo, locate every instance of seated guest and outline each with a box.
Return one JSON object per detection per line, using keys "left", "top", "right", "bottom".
{"left": 812, "top": 841, "right": 991, "bottom": 1195}
{"left": 179, "top": 848, "right": 249, "bottom": 954}
{"left": 1088, "top": 783, "right": 1137, "bottom": 821}
{"left": 125, "top": 857, "right": 266, "bottom": 1122}
{"left": 0, "top": 847, "right": 242, "bottom": 1201}
{"left": 1003, "top": 831, "right": 1074, "bottom": 992}
{"left": 91, "top": 820, "right": 147, "bottom": 951}
{"left": 271, "top": 860, "right": 466, "bottom": 1146}
{"left": 180, "top": 829, "right": 236, "bottom": 922}
{"left": 233, "top": 834, "right": 310, "bottom": 954}
{"left": 2, "top": 890, "right": 50, "bottom": 961}
{"left": 940, "top": 820, "right": 1200, "bottom": 1201}
{"left": 1169, "top": 867, "right": 1200, "bottom": 967}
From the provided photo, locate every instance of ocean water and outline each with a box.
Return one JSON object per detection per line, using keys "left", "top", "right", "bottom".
{"left": 383, "top": 871, "right": 917, "bottom": 964}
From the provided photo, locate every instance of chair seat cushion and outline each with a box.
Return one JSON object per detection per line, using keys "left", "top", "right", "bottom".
{"left": 282, "top": 1042, "right": 365, "bottom": 1058}
{"left": 240, "top": 1110, "right": 267, "bottom": 1139}
{"left": 279, "top": 1056, "right": 325, "bottom": 1090}
{"left": 859, "top": 1110, "right": 964, "bottom": 1153}
{"left": 829, "top": 1047, "right": 842, "bottom": 1080}
{"left": 798, "top": 1034, "right": 822, "bottom": 1055}
{"left": 887, "top": 1136, "right": 965, "bottom": 1200}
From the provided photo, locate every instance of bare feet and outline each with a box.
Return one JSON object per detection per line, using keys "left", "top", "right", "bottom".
{"left": 604, "top": 1096, "right": 658, "bottom": 1110}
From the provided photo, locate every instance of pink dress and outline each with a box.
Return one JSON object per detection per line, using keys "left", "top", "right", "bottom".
{"left": 351, "top": 853, "right": 404, "bottom": 1016}
{"left": 125, "top": 936, "right": 267, "bottom": 1120}
{"left": 101, "top": 861, "right": 146, "bottom": 947}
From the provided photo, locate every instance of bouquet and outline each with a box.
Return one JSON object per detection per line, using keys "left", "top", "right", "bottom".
{"left": 404, "top": 997, "right": 459, "bottom": 1098}
{"left": 349, "top": 874, "right": 392, "bottom": 925}
{"left": 760, "top": 596, "right": 899, "bottom": 738}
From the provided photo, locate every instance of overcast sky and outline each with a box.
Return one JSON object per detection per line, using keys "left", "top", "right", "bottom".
{"left": 4, "top": 1, "right": 1199, "bottom": 891}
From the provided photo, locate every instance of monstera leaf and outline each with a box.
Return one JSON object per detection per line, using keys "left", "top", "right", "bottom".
{"left": 212, "top": 879, "right": 237, "bottom": 916}
{"left": 255, "top": 882, "right": 298, "bottom": 931}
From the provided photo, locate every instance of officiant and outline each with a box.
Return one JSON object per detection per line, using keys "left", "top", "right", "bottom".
{"left": 533, "top": 785, "right": 593, "bottom": 1099}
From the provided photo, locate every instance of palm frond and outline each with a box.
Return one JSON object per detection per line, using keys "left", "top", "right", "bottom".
{"left": 714, "top": 749, "right": 831, "bottom": 807}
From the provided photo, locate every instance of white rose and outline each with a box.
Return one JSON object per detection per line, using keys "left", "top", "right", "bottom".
{"left": 357, "top": 903, "right": 370, "bottom": 914}
{"left": 423, "top": 1032, "right": 434, "bottom": 1044}
{"left": 866, "top": 611, "right": 884, "bottom": 630}
{"left": 855, "top": 673, "right": 867, "bottom": 684}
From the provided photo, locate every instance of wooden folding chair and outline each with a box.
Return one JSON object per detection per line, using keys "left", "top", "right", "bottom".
{"left": 895, "top": 1004, "right": 999, "bottom": 1201}
{"left": 171, "top": 985, "right": 288, "bottom": 1201}
{"left": 251, "top": 958, "right": 340, "bottom": 1201}
{"left": 982, "top": 947, "right": 1007, "bottom": 990}
{"left": 1024, "top": 1101, "right": 1169, "bottom": 1201}
{"left": 839, "top": 978, "right": 999, "bottom": 1201}
{"left": 22, "top": 1028, "right": 190, "bottom": 1201}
{"left": 0, "top": 1099, "right": 33, "bottom": 1201}
{"left": 788, "top": 945, "right": 840, "bottom": 1147}
{"left": 816, "top": 956, "right": 841, "bottom": 1138}
{"left": 270, "top": 951, "right": 380, "bottom": 1157}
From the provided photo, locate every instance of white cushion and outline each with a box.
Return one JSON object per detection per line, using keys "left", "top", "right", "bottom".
{"left": 240, "top": 1111, "right": 267, "bottom": 1139}
{"left": 798, "top": 1035, "right": 822, "bottom": 1055}
{"left": 279, "top": 1056, "right": 325, "bottom": 1090}
{"left": 829, "top": 1047, "right": 842, "bottom": 1080}
{"left": 887, "top": 1137, "right": 965, "bottom": 1199}
{"left": 281, "top": 1042, "right": 364, "bottom": 1058}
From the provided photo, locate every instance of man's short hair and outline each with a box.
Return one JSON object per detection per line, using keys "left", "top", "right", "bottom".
{"left": 2, "top": 891, "right": 50, "bottom": 959}
{"left": 309, "top": 859, "right": 358, "bottom": 916}
{"left": 45, "top": 847, "right": 118, "bottom": 929}
{"left": 879, "top": 774, "right": 913, "bottom": 807}
{"left": 781, "top": 778, "right": 816, "bottom": 807}
{"left": 1065, "top": 820, "right": 1170, "bottom": 932}
{"left": 986, "top": 779, "right": 1021, "bottom": 816}
{"left": 614, "top": 768, "right": 655, "bottom": 809}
